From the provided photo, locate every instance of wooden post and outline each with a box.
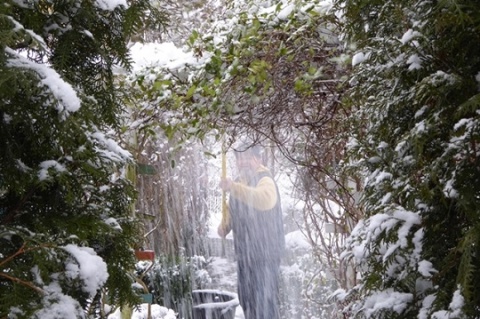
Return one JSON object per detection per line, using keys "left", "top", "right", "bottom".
{"left": 221, "top": 139, "right": 227, "bottom": 257}
{"left": 121, "top": 163, "right": 137, "bottom": 319}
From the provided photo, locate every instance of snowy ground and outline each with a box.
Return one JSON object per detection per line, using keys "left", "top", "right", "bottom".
{"left": 235, "top": 306, "right": 245, "bottom": 318}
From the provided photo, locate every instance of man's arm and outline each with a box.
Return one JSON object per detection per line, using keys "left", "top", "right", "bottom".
{"left": 229, "top": 176, "right": 278, "bottom": 211}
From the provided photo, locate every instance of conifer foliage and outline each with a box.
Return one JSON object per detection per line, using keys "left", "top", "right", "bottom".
{"left": 335, "top": 0, "right": 480, "bottom": 317}
{"left": 0, "top": 0, "right": 166, "bottom": 317}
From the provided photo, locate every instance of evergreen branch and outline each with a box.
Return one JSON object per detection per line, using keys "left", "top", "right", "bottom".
{"left": 0, "top": 241, "right": 54, "bottom": 268}
{"left": 0, "top": 242, "right": 26, "bottom": 268}
{"left": 0, "top": 272, "right": 45, "bottom": 295}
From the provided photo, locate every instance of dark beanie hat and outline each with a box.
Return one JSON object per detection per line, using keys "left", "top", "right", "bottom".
{"left": 234, "top": 143, "right": 263, "bottom": 158}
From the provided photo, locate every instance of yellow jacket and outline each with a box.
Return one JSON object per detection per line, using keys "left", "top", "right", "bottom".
{"left": 219, "top": 165, "right": 278, "bottom": 236}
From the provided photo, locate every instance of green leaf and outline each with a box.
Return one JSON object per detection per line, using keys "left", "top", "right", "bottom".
{"left": 153, "top": 79, "right": 172, "bottom": 90}
{"left": 187, "top": 30, "right": 199, "bottom": 46}
{"left": 203, "top": 151, "right": 217, "bottom": 159}
{"left": 185, "top": 84, "right": 197, "bottom": 100}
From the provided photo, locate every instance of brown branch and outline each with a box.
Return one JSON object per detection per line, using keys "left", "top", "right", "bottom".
{"left": 0, "top": 242, "right": 54, "bottom": 268}
{"left": 0, "top": 272, "right": 45, "bottom": 295}
{"left": 0, "top": 242, "right": 26, "bottom": 268}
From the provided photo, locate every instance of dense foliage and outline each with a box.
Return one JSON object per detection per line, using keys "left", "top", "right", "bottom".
{"left": 118, "top": 2, "right": 356, "bottom": 317}
{"left": 335, "top": 0, "right": 480, "bottom": 317}
{"left": 0, "top": 0, "right": 166, "bottom": 317}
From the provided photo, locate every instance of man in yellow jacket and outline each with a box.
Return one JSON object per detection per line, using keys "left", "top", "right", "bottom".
{"left": 218, "top": 144, "right": 285, "bottom": 319}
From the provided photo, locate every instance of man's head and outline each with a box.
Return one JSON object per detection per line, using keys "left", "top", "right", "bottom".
{"left": 234, "top": 144, "right": 263, "bottom": 175}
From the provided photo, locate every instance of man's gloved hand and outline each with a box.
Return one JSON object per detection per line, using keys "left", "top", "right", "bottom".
{"left": 219, "top": 178, "right": 233, "bottom": 192}
{"left": 217, "top": 224, "right": 228, "bottom": 238}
